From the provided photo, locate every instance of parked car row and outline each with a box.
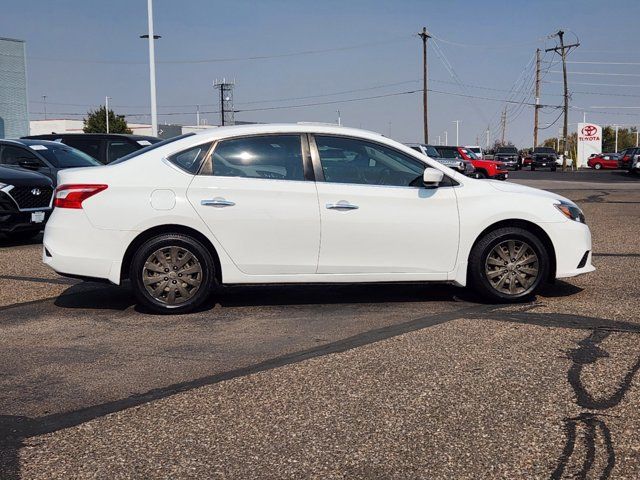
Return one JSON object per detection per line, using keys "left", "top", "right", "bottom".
{"left": 406, "top": 143, "right": 508, "bottom": 180}
{"left": 1, "top": 134, "right": 161, "bottom": 240}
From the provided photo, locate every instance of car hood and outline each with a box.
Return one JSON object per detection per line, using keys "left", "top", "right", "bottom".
{"left": 485, "top": 179, "right": 573, "bottom": 204}
{"left": 0, "top": 165, "right": 53, "bottom": 187}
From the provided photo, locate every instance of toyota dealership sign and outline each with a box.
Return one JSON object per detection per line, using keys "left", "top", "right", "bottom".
{"left": 577, "top": 123, "right": 602, "bottom": 167}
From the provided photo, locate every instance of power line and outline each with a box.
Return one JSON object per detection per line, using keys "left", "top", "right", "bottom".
{"left": 19, "top": 36, "right": 413, "bottom": 65}
{"left": 545, "top": 80, "right": 640, "bottom": 88}
{"left": 566, "top": 61, "right": 640, "bottom": 66}
{"left": 550, "top": 70, "right": 640, "bottom": 77}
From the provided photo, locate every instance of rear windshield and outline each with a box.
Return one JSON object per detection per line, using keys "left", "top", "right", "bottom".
{"left": 109, "top": 133, "right": 196, "bottom": 165}
{"left": 32, "top": 144, "right": 101, "bottom": 168}
{"left": 533, "top": 147, "right": 556, "bottom": 154}
{"left": 496, "top": 147, "right": 518, "bottom": 154}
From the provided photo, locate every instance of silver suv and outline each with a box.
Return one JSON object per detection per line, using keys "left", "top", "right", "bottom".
{"left": 406, "top": 143, "right": 475, "bottom": 176}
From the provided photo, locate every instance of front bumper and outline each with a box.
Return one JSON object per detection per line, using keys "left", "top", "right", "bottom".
{"left": 0, "top": 210, "right": 51, "bottom": 233}
{"left": 491, "top": 172, "right": 509, "bottom": 181}
{"left": 543, "top": 220, "right": 595, "bottom": 279}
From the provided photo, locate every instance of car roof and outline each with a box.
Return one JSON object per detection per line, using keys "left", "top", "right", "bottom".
{"left": 0, "top": 138, "right": 72, "bottom": 147}
{"left": 22, "top": 133, "right": 159, "bottom": 141}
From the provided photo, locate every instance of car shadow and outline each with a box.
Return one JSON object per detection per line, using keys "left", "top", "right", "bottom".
{"left": 0, "top": 232, "right": 43, "bottom": 248}
{"left": 53, "top": 281, "right": 481, "bottom": 313}
{"left": 537, "top": 280, "right": 584, "bottom": 298}
{"left": 51, "top": 280, "right": 582, "bottom": 314}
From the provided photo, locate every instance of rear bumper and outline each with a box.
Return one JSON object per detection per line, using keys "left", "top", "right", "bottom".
{"left": 43, "top": 209, "right": 132, "bottom": 284}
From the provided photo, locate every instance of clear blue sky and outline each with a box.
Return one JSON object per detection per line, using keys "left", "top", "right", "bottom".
{"left": 2, "top": 0, "right": 639, "bottom": 147}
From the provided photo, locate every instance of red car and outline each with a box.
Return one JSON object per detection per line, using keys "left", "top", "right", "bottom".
{"left": 588, "top": 154, "right": 619, "bottom": 170}
{"left": 436, "top": 146, "right": 508, "bottom": 180}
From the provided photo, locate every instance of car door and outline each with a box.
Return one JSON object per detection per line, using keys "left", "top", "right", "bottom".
{"left": 311, "top": 134, "right": 460, "bottom": 275}
{"left": 0, "top": 145, "right": 54, "bottom": 181}
{"left": 187, "top": 134, "right": 321, "bottom": 275}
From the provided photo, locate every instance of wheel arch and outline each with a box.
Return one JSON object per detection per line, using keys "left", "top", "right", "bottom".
{"left": 467, "top": 219, "right": 556, "bottom": 282}
{"left": 120, "top": 224, "right": 222, "bottom": 283}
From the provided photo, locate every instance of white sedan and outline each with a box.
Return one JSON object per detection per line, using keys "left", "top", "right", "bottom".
{"left": 44, "top": 124, "right": 594, "bottom": 313}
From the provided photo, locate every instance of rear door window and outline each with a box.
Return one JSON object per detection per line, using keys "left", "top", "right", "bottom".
{"left": 106, "top": 140, "right": 139, "bottom": 163}
{"left": 62, "top": 137, "right": 102, "bottom": 162}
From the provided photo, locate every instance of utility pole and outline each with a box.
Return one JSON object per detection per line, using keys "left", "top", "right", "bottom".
{"left": 444, "top": 131, "right": 448, "bottom": 145}
{"left": 546, "top": 30, "right": 580, "bottom": 171}
{"left": 437, "top": 135, "right": 441, "bottom": 145}
{"left": 337, "top": 110, "right": 341, "bottom": 126}
{"left": 140, "top": 0, "right": 161, "bottom": 137}
{"left": 418, "top": 27, "right": 431, "bottom": 144}
{"left": 105, "top": 96, "right": 110, "bottom": 133}
{"left": 453, "top": 120, "right": 460, "bottom": 145}
{"left": 42, "top": 95, "right": 47, "bottom": 120}
{"left": 636, "top": 128, "right": 639, "bottom": 147}
{"left": 533, "top": 48, "right": 541, "bottom": 147}
{"left": 196, "top": 105, "right": 200, "bottom": 126}
{"left": 486, "top": 126, "right": 490, "bottom": 150}
{"left": 214, "top": 79, "right": 235, "bottom": 126}
{"left": 500, "top": 107, "right": 507, "bottom": 145}
{"left": 615, "top": 125, "right": 619, "bottom": 152}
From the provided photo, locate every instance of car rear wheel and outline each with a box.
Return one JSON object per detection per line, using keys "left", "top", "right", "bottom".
{"left": 130, "top": 233, "right": 216, "bottom": 314}
{"left": 530, "top": 165, "right": 536, "bottom": 171}
{"left": 594, "top": 163, "right": 602, "bottom": 170}
{"left": 469, "top": 227, "right": 548, "bottom": 303}
{"left": 475, "top": 171, "right": 487, "bottom": 179}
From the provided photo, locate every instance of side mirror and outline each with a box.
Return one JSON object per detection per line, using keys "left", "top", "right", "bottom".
{"left": 18, "top": 159, "right": 41, "bottom": 170}
{"left": 423, "top": 167, "right": 444, "bottom": 187}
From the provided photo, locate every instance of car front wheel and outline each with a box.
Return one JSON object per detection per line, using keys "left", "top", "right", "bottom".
{"left": 130, "top": 233, "right": 216, "bottom": 314}
{"left": 594, "top": 163, "right": 602, "bottom": 170}
{"left": 468, "top": 227, "right": 548, "bottom": 303}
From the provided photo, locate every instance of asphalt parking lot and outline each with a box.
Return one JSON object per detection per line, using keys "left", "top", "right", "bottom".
{"left": 1, "top": 169, "right": 639, "bottom": 479}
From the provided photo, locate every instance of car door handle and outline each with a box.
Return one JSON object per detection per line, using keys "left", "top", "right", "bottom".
{"left": 201, "top": 198, "right": 235, "bottom": 207}
{"left": 326, "top": 202, "right": 359, "bottom": 211}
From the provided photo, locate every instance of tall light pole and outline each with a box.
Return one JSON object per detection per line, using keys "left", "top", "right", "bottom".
{"left": 418, "top": 27, "right": 431, "bottom": 144}
{"left": 105, "top": 96, "right": 111, "bottom": 133}
{"left": 42, "top": 95, "right": 47, "bottom": 120}
{"left": 453, "top": 120, "right": 460, "bottom": 145}
{"left": 444, "top": 131, "right": 448, "bottom": 145}
{"left": 615, "top": 125, "right": 619, "bottom": 152}
{"left": 141, "top": 0, "right": 160, "bottom": 137}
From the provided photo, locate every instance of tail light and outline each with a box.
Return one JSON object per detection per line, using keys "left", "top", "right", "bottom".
{"left": 54, "top": 184, "right": 108, "bottom": 209}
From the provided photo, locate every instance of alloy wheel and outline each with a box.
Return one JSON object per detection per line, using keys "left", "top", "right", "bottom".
{"left": 484, "top": 239, "right": 539, "bottom": 296}
{"left": 142, "top": 246, "right": 203, "bottom": 305}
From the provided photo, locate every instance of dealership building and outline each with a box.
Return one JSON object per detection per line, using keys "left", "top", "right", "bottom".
{"left": 0, "top": 37, "right": 29, "bottom": 138}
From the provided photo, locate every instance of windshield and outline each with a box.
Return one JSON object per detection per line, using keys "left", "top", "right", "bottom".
{"left": 424, "top": 145, "right": 441, "bottom": 158}
{"left": 32, "top": 144, "right": 101, "bottom": 168}
{"left": 497, "top": 147, "right": 517, "bottom": 154}
{"left": 109, "top": 133, "right": 196, "bottom": 165}
{"left": 534, "top": 147, "right": 556, "bottom": 154}
{"left": 460, "top": 148, "right": 478, "bottom": 159}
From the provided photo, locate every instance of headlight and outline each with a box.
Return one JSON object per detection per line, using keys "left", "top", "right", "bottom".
{"left": 555, "top": 200, "right": 586, "bottom": 224}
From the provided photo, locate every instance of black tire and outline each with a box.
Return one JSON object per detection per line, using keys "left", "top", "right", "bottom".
{"left": 551, "top": 167, "right": 557, "bottom": 172}
{"left": 468, "top": 227, "right": 549, "bottom": 303}
{"left": 6, "top": 230, "right": 41, "bottom": 242}
{"left": 130, "top": 233, "right": 216, "bottom": 314}
{"left": 531, "top": 165, "right": 536, "bottom": 171}
{"left": 594, "top": 163, "right": 602, "bottom": 170}
{"left": 475, "top": 170, "right": 487, "bottom": 179}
